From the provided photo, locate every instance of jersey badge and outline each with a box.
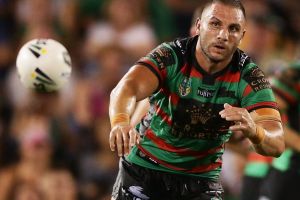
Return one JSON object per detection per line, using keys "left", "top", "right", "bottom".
{"left": 179, "top": 77, "right": 192, "bottom": 96}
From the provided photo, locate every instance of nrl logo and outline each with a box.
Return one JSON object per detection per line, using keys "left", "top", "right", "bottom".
{"left": 179, "top": 77, "right": 192, "bottom": 96}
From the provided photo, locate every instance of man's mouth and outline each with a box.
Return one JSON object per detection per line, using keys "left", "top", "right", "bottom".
{"left": 214, "top": 44, "right": 226, "bottom": 50}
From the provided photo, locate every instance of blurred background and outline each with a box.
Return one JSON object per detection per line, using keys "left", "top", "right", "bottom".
{"left": 0, "top": 0, "right": 299, "bottom": 199}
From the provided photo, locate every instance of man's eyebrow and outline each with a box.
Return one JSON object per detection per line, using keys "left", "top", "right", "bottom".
{"left": 229, "top": 23, "right": 241, "bottom": 29}
{"left": 210, "top": 16, "right": 221, "bottom": 22}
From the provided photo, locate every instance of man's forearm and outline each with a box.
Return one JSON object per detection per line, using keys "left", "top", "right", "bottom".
{"left": 109, "top": 82, "right": 137, "bottom": 124}
{"left": 252, "top": 122, "right": 285, "bottom": 157}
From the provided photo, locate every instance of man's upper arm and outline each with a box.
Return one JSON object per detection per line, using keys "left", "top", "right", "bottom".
{"left": 135, "top": 43, "right": 178, "bottom": 90}
{"left": 240, "top": 65, "right": 278, "bottom": 111}
{"left": 119, "top": 64, "right": 160, "bottom": 101}
{"left": 250, "top": 108, "right": 282, "bottom": 128}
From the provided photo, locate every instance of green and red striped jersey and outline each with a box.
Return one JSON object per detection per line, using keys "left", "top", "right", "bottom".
{"left": 127, "top": 36, "right": 277, "bottom": 180}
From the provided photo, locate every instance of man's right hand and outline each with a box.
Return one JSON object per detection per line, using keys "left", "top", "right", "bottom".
{"left": 109, "top": 124, "right": 140, "bottom": 156}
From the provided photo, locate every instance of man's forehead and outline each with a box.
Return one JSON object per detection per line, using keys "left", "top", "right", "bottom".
{"left": 202, "top": 3, "right": 245, "bottom": 24}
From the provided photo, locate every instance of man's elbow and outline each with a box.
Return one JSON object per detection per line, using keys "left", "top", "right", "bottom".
{"left": 274, "top": 140, "right": 285, "bottom": 157}
{"left": 110, "top": 87, "right": 118, "bottom": 100}
{"left": 266, "top": 137, "right": 285, "bottom": 158}
{"left": 273, "top": 129, "right": 286, "bottom": 157}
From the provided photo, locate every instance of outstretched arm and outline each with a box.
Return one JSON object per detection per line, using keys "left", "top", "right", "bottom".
{"left": 109, "top": 65, "right": 158, "bottom": 156}
{"left": 220, "top": 103, "right": 285, "bottom": 157}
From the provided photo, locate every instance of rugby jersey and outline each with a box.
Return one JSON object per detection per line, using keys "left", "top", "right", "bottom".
{"left": 127, "top": 35, "right": 277, "bottom": 180}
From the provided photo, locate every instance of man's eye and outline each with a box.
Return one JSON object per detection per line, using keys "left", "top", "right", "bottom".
{"left": 211, "top": 22, "right": 220, "bottom": 27}
{"left": 229, "top": 26, "right": 240, "bottom": 32}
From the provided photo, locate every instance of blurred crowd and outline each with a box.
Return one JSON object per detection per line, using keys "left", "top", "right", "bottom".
{"left": 0, "top": 0, "right": 300, "bottom": 199}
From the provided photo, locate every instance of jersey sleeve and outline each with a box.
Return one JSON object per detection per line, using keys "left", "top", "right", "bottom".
{"left": 136, "top": 43, "right": 178, "bottom": 90}
{"left": 239, "top": 64, "right": 278, "bottom": 112}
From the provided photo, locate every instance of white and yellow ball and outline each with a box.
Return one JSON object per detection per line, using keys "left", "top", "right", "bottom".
{"left": 16, "top": 39, "right": 72, "bottom": 92}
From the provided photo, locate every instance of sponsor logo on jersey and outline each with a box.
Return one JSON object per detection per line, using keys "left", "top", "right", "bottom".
{"left": 197, "top": 88, "right": 214, "bottom": 98}
{"left": 244, "top": 66, "right": 271, "bottom": 92}
{"left": 179, "top": 77, "right": 192, "bottom": 96}
{"left": 172, "top": 100, "right": 232, "bottom": 139}
{"left": 149, "top": 45, "right": 175, "bottom": 70}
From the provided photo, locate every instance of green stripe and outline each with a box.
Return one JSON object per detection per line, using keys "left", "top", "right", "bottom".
{"left": 244, "top": 162, "right": 271, "bottom": 177}
{"left": 272, "top": 149, "right": 292, "bottom": 172}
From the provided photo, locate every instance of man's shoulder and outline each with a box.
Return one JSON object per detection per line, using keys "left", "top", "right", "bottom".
{"left": 164, "top": 36, "right": 197, "bottom": 56}
{"left": 161, "top": 36, "right": 197, "bottom": 66}
{"left": 233, "top": 49, "right": 262, "bottom": 74}
{"left": 233, "top": 49, "right": 253, "bottom": 69}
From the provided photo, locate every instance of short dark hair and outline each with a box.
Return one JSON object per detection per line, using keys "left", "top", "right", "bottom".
{"left": 202, "top": 0, "right": 246, "bottom": 19}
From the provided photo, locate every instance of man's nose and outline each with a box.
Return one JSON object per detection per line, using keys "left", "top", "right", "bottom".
{"left": 217, "top": 29, "right": 229, "bottom": 41}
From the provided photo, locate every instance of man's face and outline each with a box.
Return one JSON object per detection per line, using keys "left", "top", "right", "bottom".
{"left": 197, "top": 3, "right": 246, "bottom": 63}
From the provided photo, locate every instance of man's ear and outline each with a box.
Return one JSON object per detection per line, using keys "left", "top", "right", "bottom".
{"left": 242, "top": 30, "right": 246, "bottom": 39}
{"left": 239, "top": 29, "right": 246, "bottom": 45}
{"left": 195, "top": 18, "right": 201, "bottom": 34}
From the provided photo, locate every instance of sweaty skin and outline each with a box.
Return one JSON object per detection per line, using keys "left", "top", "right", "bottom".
{"left": 109, "top": 2, "right": 284, "bottom": 157}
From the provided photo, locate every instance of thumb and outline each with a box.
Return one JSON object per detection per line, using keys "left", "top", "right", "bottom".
{"left": 224, "top": 103, "right": 232, "bottom": 109}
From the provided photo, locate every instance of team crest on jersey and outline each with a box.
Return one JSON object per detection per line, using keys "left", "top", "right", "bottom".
{"left": 179, "top": 77, "right": 192, "bottom": 96}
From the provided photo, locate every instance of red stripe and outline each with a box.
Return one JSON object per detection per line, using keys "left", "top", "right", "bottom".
{"left": 170, "top": 92, "right": 180, "bottom": 106}
{"left": 160, "top": 88, "right": 180, "bottom": 106}
{"left": 145, "top": 129, "right": 224, "bottom": 158}
{"left": 137, "top": 145, "right": 222, "bottom": 173}
{"left": 245, "top": 102, "right": 277, "bottom": 111}
{"left": 247, "top": 152, "right": 273, "bottom": 163}
{"left": 243, "top": 85, "right": 253, "bottom": 97}
{"left": 137, "top": 145, "right": 185, "bottom": 171}
{"left": 180, "top": 64, "right": 190, "bottom": 75}
{"left": 190, "top": 67, "right": 203, "bottom": 78}
{"left": 187, "top": 161, "right": 222, "bottom": 173}
{"left": 216, "top": 71, "right": 240, "bottom": 83}
{"left": 155, "top": 105, "right": 172, "bottom": 126}
{"left": 161, "top": 69, "right": 167, "bottom": 81}
{"left": 180, "top": 64, "right": 204, "bottom": 78}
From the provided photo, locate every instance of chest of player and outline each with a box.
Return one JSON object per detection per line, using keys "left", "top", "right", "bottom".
{"left": 167, "top": 72, "right": 241, "bottom": 106}
{"left": 159, "top": 71, "right": 241, "bottom": 139}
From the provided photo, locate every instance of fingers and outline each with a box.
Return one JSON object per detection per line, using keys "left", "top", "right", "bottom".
{"left": 221, "top": 111, "right": 247, "bottom": 122}
{"left": 219, "top": 104, "right": 247, "bottom": 122}
{"left": 219, "top": 104, "right": 257, "bottom": 137}
{"left": 109, "top": 128, "right": 117, "bottom": 152}
{"left": 229, "top": 123, "right": 247, "bottom": 131}
{"left": 109, "top": 125, "right": 139, "bottom": 157}
{"left": 129, "top": 129, "right": 137, "bottom": 150}
{"left": 224, "top": 103, "right": 232, "bottom": 109}
{"left": 116, "top": 130, "right": 124, "bottom": 156}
